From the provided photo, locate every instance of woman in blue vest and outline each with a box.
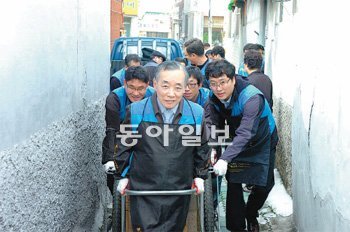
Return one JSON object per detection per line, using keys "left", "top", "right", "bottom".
{"left": 115, "top": 61, "right": 210, "bottom": 231}
{"left": 102, "top": 66, "right": 154, "bottom": 195}
{"left": 205, "top": 60, "right": 278, "bottom": 232}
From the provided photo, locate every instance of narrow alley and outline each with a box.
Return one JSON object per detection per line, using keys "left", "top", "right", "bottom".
{"left": 1, "top": 0, "right": 350, "bottom": 232}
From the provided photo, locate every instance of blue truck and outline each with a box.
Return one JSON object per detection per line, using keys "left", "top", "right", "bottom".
{"left": 110, "top": 37, "right": 184, "bottom": 76}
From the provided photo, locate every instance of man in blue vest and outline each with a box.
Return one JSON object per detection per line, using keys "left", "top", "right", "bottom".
{"left": 205, "top": 60, "right": 278, "bottom": 232}
{"left": 238, "top": 43, "right": 265, "bottom": 78}
{"left": 184, "top": 66, "right": 210, "bottom": 107}
{"left": 102, "top": 66, "right": 154, "bottom": 195}
{"left": 184, "top": 38, "right": 211, "bottom": 88}
{"left": 110, "top": 54, "right": 141, "bottom": 91}
{"left": 115, "top": 61, "right": 210, "bottom": 231}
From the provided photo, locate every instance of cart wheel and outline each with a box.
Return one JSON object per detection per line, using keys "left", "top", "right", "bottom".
{"left": 204, "top": 174, "right": 215, "bottom": 232}
{"left": 112, "top": 179, "right": 122, "bottom": 232}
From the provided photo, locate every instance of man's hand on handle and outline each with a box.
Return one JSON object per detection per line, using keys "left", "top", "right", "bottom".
{"left": 117, "top": 178, "right": 129, "bottom": 195}
{"left": 193, "top": 178, "right": 204, "bottom": 195}
{"left": 103, "top": 161, "right": 116, "bottom": 174}
{"left": 213, "top": 159, "right": 228, "bottom": 176}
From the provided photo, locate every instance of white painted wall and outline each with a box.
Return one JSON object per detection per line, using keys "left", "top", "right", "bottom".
{"left": 0, "top": 0, "right": 110, "bottom": 231}
{"left": 0, "top": 0, "right": 110, "bottom": 150}
{"left": 228, "top": 0, "right": 350, "bottom": 230}
{"left": 263, "top": 0, "right": 350, "bottom": 231}
{"left": 245, "top": 1, "right": 262, "bottom": 43}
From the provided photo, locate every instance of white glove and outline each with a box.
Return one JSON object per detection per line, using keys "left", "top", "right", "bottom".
{"left": 213, "top": 159, "right": 228, "bottom": 176}
{"left": 117, "top": 178, "right": 129, "bottom": 195}
{"left": 193, "top": 178, "right": 204, "bottom": 194}
{"left": 210, "top": 149, "right": 217, "bottom": 165}
{"left": 103, "top": 161, "right": 116, "bottom": 174}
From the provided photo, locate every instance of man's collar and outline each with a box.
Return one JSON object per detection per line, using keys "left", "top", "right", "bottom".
{"left": 220, "top": 96, "right": 232, "bottom": 109}
{"left": 156, "top": 98, "right": 178, "bottom": 114}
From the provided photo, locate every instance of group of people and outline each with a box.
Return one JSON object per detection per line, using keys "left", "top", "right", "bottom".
{"left": 101, "top": 38, "right": 278, "bottom": 232}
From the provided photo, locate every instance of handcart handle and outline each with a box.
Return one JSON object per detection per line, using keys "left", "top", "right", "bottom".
{"left": 125, "top": 189, "right": 196, "bottom": 196}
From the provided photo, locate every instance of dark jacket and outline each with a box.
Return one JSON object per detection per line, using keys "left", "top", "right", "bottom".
{"left": 205, "top": 76, "right": 278, "bottom": 186}
{"left": 115, "top": 94, "right": 210, "bottom": 179}
{"left": 101, "top": 86, "right": 154, "bottom": 164}
{"left": 247, "top": 71, "right": 273, "bottom": 110}
{"left": 195, "top": 58, "right": 211, "bottom": 89}
{"left": 110, "top": 68, "right": 125, "bottom": 91}
{"left": 143, "top": 61, "right": 158, "bottom": 86}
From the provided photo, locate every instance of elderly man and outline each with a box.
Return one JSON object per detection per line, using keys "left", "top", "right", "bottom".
{"left": 115, "top": 61, "right": 210, "bottom": 231}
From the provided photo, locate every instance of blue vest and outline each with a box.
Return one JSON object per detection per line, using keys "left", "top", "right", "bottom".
{"left": 231, "top": 85, "right": 275, "bottom": 134}
{"left": 111, "top": 68, "right": 126, "bottom": 84}
{"left": 237, "top": 62, "right": 248, "bottom": 77}
{"left": 200, "top": 60, "right": 211, "bottom": 89}
{"left": 196, "top": 88, "right": 210, "bottom": 107}
{"left": 238, "top": 59, "right": 265, "bottom": 77}
{"left": 112, "top": 86, "right": 155, "bottom": 121}
{"left": 121, "top": 98, "right": 203, "bottom": 177}
{"left": 130, "top": 98, "right": 203, "bottom": 134}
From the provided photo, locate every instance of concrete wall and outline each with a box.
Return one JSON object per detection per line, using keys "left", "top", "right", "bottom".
{"left": 0, "top": 0, "right": 110, "bottom": 231}
{"left": 265, "top": 0, "right": 350, "bottom": 231}
{"left": 264, "top": 1, "right": 294, "bottom": 196}
{"left": 228, "top": 0, "right": 350, "bottom": 230}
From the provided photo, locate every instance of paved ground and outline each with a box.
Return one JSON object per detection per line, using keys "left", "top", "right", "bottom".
{"left": 103, "top": 173, "right": 297, "bottom": 232}
{"left": 217, "top": 178, "right": 296, "bottom": 232}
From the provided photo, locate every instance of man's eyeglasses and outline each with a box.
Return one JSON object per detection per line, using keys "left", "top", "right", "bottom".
{"left": 126, "top": 84, "right": 146, "bottom": 92}
{"left": 209, "top": 79, "right": 231, "bottom": 89}
{"left": 186, "top": 83, "right": 198, "bottom": 89}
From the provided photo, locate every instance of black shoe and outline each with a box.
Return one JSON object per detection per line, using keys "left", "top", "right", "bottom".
{"left": 247, "top": 218, "right": 259, "bottom": 232}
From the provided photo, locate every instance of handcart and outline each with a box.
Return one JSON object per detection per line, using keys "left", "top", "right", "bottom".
{"left": 112, "top": 177, "right": 217, "bottom": 232}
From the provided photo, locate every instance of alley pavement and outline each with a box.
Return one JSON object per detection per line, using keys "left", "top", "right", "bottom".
{"left": 103, "top": 170, "right": 296, "bottom": 232}
{"left": 217, "top": 171, "right": 296, "bottom": 232}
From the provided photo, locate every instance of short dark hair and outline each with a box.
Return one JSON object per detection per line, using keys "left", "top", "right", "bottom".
{"left": 184, "top": 38, "right": 205, "bottom": 56}
{"left": 125, "top": 54, "right": 141, "bottom": 67}
{"left": 242, "top": 43, "right": 257, "bottom": 53}
{"left": 203, "top": 42, "right": 211, "bottom": 47}
{"left": 205, "top": 49, "right": 212, "bottom": 56}
{"left": 244, "top": 50, "right": 262, "bottom": 70}
{"left": 256, "top": 44, "right": 265, "bottom": 51}
{"left": 125, "top": 66, "right": 149, "bottom": 83}
{"left": 186, "top": 66, "right": 203, "bottom": 84}
{"left": 174, "top": 57, "right": 187, "bottom": 65}
{"left": 151, "top": 50, "right": 166, "bottom": 61}
{"left": 205, "top": 60, "right": 236, "bottom": 80}
{"left": 211, "top": 46, "right": 225, "bottom": 58}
